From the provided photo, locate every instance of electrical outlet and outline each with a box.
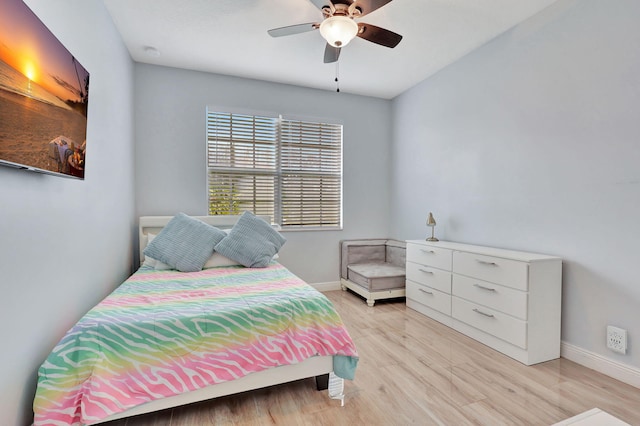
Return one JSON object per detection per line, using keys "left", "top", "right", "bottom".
{"left": 607, "top": 326, "right": 627, "bottom": 354}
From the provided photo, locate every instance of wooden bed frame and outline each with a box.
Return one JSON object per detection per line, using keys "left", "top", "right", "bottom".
{"left": 97, "top": 215, "right": 334, "bottom": 423}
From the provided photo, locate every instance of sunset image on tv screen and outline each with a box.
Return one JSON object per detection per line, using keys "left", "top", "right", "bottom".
{"left": 0, "top": 0, "right": 89, "bottom": 179}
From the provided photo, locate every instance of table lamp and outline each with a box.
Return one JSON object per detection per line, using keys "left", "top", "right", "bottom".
{"left": 426, "top": 212, "right": 438, "bottom": 242}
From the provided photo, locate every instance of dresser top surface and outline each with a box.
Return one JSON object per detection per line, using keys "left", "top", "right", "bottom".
{"left": 406, "top": 240, "right": 561, "bottom": 263}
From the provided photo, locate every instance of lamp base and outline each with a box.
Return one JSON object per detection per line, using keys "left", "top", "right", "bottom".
{"left": 426, "top": 237, "right": 439, "bottom": 242}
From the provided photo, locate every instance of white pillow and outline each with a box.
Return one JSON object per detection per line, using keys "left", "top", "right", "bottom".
{"left": 203, "top": 253, "right": 243, "bottom": 268}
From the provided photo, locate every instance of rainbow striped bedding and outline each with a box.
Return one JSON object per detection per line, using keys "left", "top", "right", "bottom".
{"left": 33, "top": 263, "right": 358, "bottom": 425}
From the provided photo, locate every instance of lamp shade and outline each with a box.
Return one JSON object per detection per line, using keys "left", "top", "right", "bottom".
{"left": 427, "top": 212, "right": 436, "bottom": 226}
{"left": 319, "top": 16, "right": 358, "bottom": 47}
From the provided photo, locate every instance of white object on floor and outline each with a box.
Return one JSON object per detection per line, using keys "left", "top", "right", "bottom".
{"left": 328, "top": 372, "right": 345, "bottom": 406}
{"left": 552, "top": 408, "right": 631, "bottom": 426}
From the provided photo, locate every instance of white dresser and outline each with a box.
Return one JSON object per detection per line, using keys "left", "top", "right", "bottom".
{"left": 406, "top": 240, "right": 562, "bottom": 365}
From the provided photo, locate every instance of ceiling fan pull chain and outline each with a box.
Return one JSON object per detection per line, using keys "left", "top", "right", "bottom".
{"left": 335, "top": 62, "right": 340, "bottom": 93}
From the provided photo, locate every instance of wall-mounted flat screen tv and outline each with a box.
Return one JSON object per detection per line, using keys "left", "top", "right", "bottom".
{"left": 0, "top": 0, "right": 89, "bottom": 179}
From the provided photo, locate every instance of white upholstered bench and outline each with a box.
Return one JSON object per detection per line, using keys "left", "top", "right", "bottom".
{"left": 339, "top": 239, "right": 406, "bottom": 307}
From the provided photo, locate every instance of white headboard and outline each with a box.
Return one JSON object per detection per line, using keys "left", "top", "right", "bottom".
{"left": 138, "top": 215, "right": 271, "bottom": 265}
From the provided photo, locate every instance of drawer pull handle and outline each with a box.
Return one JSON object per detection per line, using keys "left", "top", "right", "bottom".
{"left": 419, "top": 288, "right": 434, "bottom": 295}
{"left": 473, "top": 283, "right": 496, "bottom": 292}
{"left": 418, "top": 268, "right": 434, "bottom": 274}
{"left": 473, "top": 308, "right": 495, "bottom": 318}
{"left": 420, "top": 249, "right": 436, "bottom": 254}
{"left": 476, "top": 259, "right": 498, "bottom": 266}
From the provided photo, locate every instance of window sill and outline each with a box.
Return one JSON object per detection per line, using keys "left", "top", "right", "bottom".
{"left": 279, "top": 226, "right": 343, "bottom": 232}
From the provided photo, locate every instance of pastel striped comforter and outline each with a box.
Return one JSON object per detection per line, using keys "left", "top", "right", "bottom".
{"left": 33, "top": 263, "right": 358, "bottom": 425}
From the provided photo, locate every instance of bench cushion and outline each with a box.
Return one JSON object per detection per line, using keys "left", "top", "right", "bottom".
{"left": 347, "top": 262, "right": 406, "bottom": 291}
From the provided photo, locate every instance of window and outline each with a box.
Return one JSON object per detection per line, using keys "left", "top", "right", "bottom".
{"left": 206, "top": 109, "right": 342, "bottom": 230}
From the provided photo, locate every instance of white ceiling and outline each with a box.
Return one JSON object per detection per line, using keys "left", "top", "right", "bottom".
{"left": 103, "top": 0, "right": 558, "bottom": 99}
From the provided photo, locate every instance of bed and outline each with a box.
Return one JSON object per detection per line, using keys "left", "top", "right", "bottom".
{"left": 32, "top": 214, "right": 358, "bottom": 425}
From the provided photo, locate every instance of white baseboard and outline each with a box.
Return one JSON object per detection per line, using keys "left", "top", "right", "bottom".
{"left": 561, "top": 341, "right": 640, "bottom": 389}
{"left": 311, "top": 281, "right": 341, "bottom": 292}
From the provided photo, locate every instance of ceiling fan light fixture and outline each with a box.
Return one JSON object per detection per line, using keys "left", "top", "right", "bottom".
{"left": 319, "top": 16, "right": 358, "bottom": 48}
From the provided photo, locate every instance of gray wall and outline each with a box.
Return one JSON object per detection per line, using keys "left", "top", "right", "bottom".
{"left": 0, "top": 1, "right": 135, "bottom": 424}
{"left": 3, "top": 1, "right": 636, "bottom": 423}
{"left": 391, "top": 0, "right": 640, "bottom": 368}
{"left": 134, "top": 64, "right": 392, "bottom": 284}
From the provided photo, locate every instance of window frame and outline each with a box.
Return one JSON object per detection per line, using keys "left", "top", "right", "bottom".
{"left": 206, "top": 107, "right": 343, "bottom": 231}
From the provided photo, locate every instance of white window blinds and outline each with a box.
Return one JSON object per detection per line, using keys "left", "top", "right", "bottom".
{"left": 207, "top": 110, "right": 342, "bottom": 229}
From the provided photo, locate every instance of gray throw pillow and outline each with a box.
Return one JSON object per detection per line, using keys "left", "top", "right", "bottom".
{"left": 214, "top": 211, "right": 286, "bottom": 268}
{"left": 143, "top": 213, "right": 227, "bottom": 272}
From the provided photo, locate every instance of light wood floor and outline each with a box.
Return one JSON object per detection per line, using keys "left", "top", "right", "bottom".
{"left": 106, "top": 290, "right": 640, "bottom": 425}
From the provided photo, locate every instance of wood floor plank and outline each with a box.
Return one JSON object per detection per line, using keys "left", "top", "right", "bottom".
{"left": 414, "top": 362, "right": 487, "bottom": 408}
{"left": 99, "top": 289, "right": 640, "bottom": 425}
{"left": 453, "top": 361, "right": 568, "bottom": 424}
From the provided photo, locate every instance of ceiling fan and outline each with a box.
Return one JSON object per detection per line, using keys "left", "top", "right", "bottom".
{"left": 267, "top": 0, "right": 402, "bottom": 63}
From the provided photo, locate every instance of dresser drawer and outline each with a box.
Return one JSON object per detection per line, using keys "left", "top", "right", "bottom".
{"left": 453, "top": 251, "right": 529, "bottom": 290}
{"left": 452, "top": 274, "right": 528, "bottom": 320}
{"left": 407, "top": 262, "right": 451, "bottom": 293}
{"left": 452, "top": 297, "right": 527, "bottom": 349}
{"left": 407, "top": 244, "right": 452, "bottom": 271}
{"left": 407, "top": 281, "right": 451, "bottom": 316}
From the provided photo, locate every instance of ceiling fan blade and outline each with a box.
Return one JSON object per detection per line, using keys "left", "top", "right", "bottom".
{"left": 351, "top": 0, "right": 393, "bottom": 17}
{"left": 308, "top": 0, "right": 333, "bottom": 11}
{"left": 268, "top": 23, "right": 318, "bottom": 38}
{"left": 324, "top": 44, "right": 341, "bottom": 63}
{"left": 356, "top": 22, "right": 402, "bottom": 48}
